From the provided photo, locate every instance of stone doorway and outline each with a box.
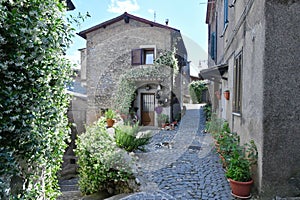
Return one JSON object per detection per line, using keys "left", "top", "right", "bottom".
{"left": 141, "top": 93, "right": 155, "bottom": 126}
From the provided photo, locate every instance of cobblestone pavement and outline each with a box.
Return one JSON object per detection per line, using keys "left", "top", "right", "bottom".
{"left": 59, "top": 104, "right": 234, "bottom": 200}
{"left": 123, "top": 104, "right": 233, "bottom": 200}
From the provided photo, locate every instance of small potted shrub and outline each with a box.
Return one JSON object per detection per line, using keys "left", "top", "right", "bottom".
{"left": 157, "top": 114, "right": 169, "bottom": 128}
{"left": 226, "top": 140, "right": 258, "bottom": 199}
{"left": 105, "top": 109, "right": 116, "bottom": 128}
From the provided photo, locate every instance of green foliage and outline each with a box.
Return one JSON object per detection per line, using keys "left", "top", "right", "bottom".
{"left": 113, "top": 66, "right": 168, "bottom": 114}
{"left": 203, "top": 103, "right": 212, "bottom": 121}
{"left": 224, "top": 139, "right": 258, "bottom": 182}
{"left": 225, "top": 140, "right": 257, "bottom": 182}
{"left": 189, "top": 81, "right": 207, "bottom": 104}
{"left": 157, "top": 114, "right": 169, "bottom": 124}
{"left": 208, "top": 113, "right": 225, "bottom": 135}
{"left": 75, "top": 120, "right": 134, "bottom": 195}
{"left": 115, "top": 123, "right": 151, "bottom": 152}
{"left": 0, "top": 0, "right": 74, "bottom": 199}
{"left": 105, "top": 108, "right": 116, "bottom": 119}
{"left": 113, "top": 48, "right": 178, "bottom": 114}
{"left": 154, "top": 47, "right": 179, "bottom": 76}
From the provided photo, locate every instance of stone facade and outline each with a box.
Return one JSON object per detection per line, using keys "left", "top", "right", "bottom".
{"left": 78, "top": 12, "right": 188, "bottom": 126}
{"left": 201, "top": 0, "right": 300, "bottom": 198}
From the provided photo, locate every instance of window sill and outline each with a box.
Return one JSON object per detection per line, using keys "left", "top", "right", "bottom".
{"left": 232, "top": 112, "right": 241, "bottom": 117}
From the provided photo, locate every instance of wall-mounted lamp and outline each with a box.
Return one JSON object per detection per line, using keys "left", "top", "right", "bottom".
{"left": 157, "top": 84, "right": 161, "bottom": 91}
{"left": 145, "top": 85, "right": 151, "bottom": 90}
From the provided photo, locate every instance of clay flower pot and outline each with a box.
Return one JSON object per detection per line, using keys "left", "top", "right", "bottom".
{"left": 224, "top": 90, "right": 230, "bottom": 100}
{"left": 229, "top": 178, "right": 253, "bottom": 199}
{"left": 106, "top": 119, "right": 115, "bottom": 128}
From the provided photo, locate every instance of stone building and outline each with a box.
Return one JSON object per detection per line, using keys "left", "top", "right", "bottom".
{"left": 78, "top": 12, "right": 188, "bottom": 127}
{"left": 200, "top": 0, "right": 300, "bottom": 198}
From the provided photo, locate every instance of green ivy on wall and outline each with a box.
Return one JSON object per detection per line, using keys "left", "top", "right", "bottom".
{"left": 113, "top": 66, "right": 167, "bottom": 114}
{"left": 189, "top": 80, "right": 207, "bottom": 104}
{"left": 0, "top": 0, "right": 74, "bottom": 199}
{"left": 113, "top": 49, "right": 179, "bottom": 114}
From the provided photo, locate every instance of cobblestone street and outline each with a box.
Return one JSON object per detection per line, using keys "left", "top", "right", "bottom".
{"left": 59, "top": 104, "right": 234, "bottom": 200}
{"left": 121, "top": 104, "right": 232, "bottom": 200}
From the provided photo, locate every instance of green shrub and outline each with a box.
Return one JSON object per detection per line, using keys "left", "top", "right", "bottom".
{"left": 105, "top": 109, "right": 116, "bottom": 119}
{"left": 157, "top": 114, "right": 169, "bottom": 124}
{"left": 0, "top": 1, "right": 74, "bottom": 199}
{"left": 115, "top": 123, "right": 151, "bottom": 152}
{"left": 189, "top": 81, "right": 207, "bottom": 104}
{"left": 208, "top": 113, "right": 225, "bottom": 135}
{"left": 225, "top": 140, "right": 258, "bottom": 182}
{"left": 203, "top": 103, "right": 212, "bottom": 121}
{"left": 75, "top": 120, "right": 134, "bottom": 195}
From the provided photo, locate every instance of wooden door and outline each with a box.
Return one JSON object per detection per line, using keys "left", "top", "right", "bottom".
{"left": 141, "top": 93, "right": 155, "bottom": 126}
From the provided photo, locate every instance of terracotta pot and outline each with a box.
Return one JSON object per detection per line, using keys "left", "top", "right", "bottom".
{"left": 106, "top": 119, "right": 115, "bottom": 128}
{"left": 224, "top": 91, "right": 230, "bottom": 100}
{"left": 229, "top": 178, "right": 253, "bottom": 199}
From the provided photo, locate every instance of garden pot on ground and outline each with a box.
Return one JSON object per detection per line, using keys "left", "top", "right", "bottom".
{"left": 106, "top": 119, "right": 115, "bottom": 128}
{"left": 228, "top": 178, "right": 253, "bottom": 199}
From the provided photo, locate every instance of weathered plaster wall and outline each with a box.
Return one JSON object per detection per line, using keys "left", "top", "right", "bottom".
{"left": 222, "top": 0, "right": 265, "bottom": 193}
{"left": 261, "top": 0, "right": 300, "bottom": 197}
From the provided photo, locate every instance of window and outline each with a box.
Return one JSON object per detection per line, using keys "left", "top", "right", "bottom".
{"left": 233, "top": 51, "right": 242, "bottom": 113}
{"left": 210, "top": 32, "right": 216, "bottom": 61}
{"left": 224, "top": 0, "right": 229, "bottom": 26}
{"left": 131, "top": 48, "right": 154, "bottom": 65}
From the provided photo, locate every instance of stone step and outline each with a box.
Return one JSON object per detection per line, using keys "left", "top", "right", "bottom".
{"left": 60, "top": 184, "right": 79, "bottom": 192}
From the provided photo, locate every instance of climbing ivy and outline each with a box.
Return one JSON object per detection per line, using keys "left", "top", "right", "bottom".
{"left": 189, "top": 80, "right": 207, "bottom": 103}
{"left": 0, "top": 0, "right": 73, "bottom": 199}
{"left": 113, "top": 66, "right": 168, "bottom": 114}
{"left": 113, "top": 48, "right": 179, "bottom": 114}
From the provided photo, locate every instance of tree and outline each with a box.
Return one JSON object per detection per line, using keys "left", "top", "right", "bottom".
{"left": 0, "top": 0, "right": 73, "bottom": 199}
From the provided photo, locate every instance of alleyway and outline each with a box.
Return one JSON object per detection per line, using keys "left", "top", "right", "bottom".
{"left": 119, "top": 104, "right": 232, "bottom": 200}
{"left": 59, "top": 104, "right": 233, "bottom": 200}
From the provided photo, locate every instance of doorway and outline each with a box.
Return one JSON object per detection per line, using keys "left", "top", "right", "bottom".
{"left": 141, "top": 93, "right": 155, "bottom": 126}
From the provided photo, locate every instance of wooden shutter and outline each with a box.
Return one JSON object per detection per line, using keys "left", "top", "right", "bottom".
{"left": 131, "top": 49, "right": 143, "bottom": 65}
{"left": 211, "top": 32, "right": 216, "bottom": 60}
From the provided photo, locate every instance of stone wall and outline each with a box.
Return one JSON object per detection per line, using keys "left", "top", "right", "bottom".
{"left": 261, "top": 0, "right": 300, "bottom": 197}
{"left": 82, "top": 18, "right": 185, "bottom": 125}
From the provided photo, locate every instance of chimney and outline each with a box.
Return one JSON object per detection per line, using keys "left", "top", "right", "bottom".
{"left": 165, "top": 19, "right": 169, "bottom": 25}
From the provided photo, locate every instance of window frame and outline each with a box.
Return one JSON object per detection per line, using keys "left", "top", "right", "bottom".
{"left": 224, "top": 0, "right": 229, "bottom": 26}
{"left": 233, "top": 51, "right": 243, "bottom": 114}
{"left": 131, "top": 46, "right": 156, "bottom": 65}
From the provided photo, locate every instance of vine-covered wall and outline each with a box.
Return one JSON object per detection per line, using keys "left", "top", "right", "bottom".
{"left": 0, "top": 0, "right": 73, "bottom": 199}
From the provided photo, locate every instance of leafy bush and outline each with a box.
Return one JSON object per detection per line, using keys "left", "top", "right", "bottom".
{"left": 115, "top": 123, "right": 151, "bottom": 152}
{"left": 225, "top": 140, "right": 258, "bottom": 182}
{"left": 0, "top": 1, "right": 73, "bottom": 199}
{"left": 105, "top": 108, "right": 116, "bottom": 119}
{"left": 208, "top": 113, "right": 225, "bottom": 135}
{"left": 203, "top": 103, "right": 212, "bottom": 121}
{"left": 157, "top": 114, "right": 169, "bottom": 124}
{"left": 189, "top": 81, "right": 207, "bottom": 104}
{"left": 75, "top": 120, "right": 135, "bottom": 195}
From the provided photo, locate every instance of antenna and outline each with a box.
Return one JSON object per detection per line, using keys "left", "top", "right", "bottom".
{"left": 154, "top": 11, "right": 156, "bottom": 22}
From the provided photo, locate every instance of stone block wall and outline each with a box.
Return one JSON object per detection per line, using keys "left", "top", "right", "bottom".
{"left": 82, "top": 18, "right": 185, "bottom": 125}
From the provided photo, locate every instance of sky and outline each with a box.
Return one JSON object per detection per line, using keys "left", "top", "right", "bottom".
{"left": 66, "top": 0, "right": 209, "bottom": 75}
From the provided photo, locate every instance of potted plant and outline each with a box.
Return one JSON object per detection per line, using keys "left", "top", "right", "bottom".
{"left": 157, "top": 114, "right": 169, "bottom": 129}
{"left": 105, "top": 109, "right": 116, "bottom": 128}
{"left": 225, "top": 140, "right": 258, "bottom": 199}
{"left": 223, "top": 90, "right": 230, "bottom": 100}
